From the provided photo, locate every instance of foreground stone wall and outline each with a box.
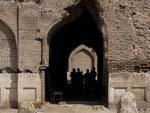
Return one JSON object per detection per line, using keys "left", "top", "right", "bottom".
{"left": 0, "top": 73, "right": 42, "bottom": 108}
{"left": 18, "top": 73, "right": 42, "bottom": 106}
{"left": 0, "top": 73, "right": 17, "bottom": 107}
{"left": 109, "top": 72, "right": 150, "bottom": 109}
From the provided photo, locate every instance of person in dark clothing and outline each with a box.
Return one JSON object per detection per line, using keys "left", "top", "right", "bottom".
{"left": 84, "top": 69, "right": 91, "bottom": 94}
{"left": 90, "top": 67, "right": 97, "bottom": 85}
{"left": 76, "top": 68, "right": 83, "bottom": 91}
{"left": 89, "top": 67, "right": 97, "bottom": 97}
{"left": 70, "top": 68, "right": 77, "bottom": 89}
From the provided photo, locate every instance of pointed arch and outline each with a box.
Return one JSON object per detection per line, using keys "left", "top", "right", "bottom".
{"left": 45, "top": 0, "right": 108, "bottom": 104}
{"left": 68, "top": 44, "right": 98, "bottom": 74}
{"left": 46, "top": 0, "right": 108, "bottom": 68}
{"left": 0, "top": 19, "right": 18, "bottom": 71}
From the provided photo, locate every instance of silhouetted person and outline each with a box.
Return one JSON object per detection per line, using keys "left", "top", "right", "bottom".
{"left": 77, "top": 68, "right": 82, "bottom": 75}
{"left": 70, "top": 68, "right": 77, "bottom": 89}
{"left": 89, "top": 67, "right": 97, "bottom": 97}
{"left": 90, "top": 67, "right": 97, "bottom": 85}
{"left": 84, "top": 69, "right": 90, "bottom": 93}
{"left": 80, "top": 71, "right": 84, "bottom": 88}
{"left": 76, "top": 68, "right": 83, "bottom": 94}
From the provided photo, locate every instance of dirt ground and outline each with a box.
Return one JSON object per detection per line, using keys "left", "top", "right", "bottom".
{"left": 0, "top": 103, "right": 116, "bottom": 113}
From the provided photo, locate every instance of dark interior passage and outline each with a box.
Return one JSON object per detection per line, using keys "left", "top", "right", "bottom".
{"left": 47, "top": 6, "right": 104, "bottom": 103}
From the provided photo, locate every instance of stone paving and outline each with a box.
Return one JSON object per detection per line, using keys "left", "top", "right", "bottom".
{"left": 0, "top": 109, "right": 17, "bottom": 113}
{"left": 0, "top": 104, "right": 116, "bottom": 113}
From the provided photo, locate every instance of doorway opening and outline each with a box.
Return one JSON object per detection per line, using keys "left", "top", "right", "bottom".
{"left": 47, "top": 6, "right": 104, "bottom": 104}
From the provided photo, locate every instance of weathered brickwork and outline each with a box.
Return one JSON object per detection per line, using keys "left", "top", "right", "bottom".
{"left": 0, "top": 20, "right": 17, "bottom": 71}
{"left": 0, "top": 0, "right": 149, "bottom": 109}
{"left": 0, "top": 3, "right": 17, "bottom": 40}
{"left": 105, "top": 0, "right": 150, "bottom": 73}
{"left": 18, "top": 3, "right": 41, "bottom": 72}
{"left": 0, "top": 2, "right": 18, "bottom": 72}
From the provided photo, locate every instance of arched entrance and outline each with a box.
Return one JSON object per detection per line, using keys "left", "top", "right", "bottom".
{"left": 68, "top": 44, "right": 98, "bottom": 75}
{"left": 47, "top": 4, "right": 104, "bottom": 104}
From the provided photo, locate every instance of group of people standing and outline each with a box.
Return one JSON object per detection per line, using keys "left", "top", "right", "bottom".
{"left": 70, "top": 67, "right": 97, "bottom": 94}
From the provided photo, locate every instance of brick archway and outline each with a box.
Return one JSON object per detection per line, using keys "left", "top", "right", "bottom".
{"left": 45, "top": 0, "right": 108, "bottom": 105}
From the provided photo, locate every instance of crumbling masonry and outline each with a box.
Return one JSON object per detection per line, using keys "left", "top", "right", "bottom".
{"left": 0, "top": 0, "right": 150, "bottom": 110}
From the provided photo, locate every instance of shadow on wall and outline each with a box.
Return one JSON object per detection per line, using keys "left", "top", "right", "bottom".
{"left": 0, "top": 19, "right": 18, "bottom": 108}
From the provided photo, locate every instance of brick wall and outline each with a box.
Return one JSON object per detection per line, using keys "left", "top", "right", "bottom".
{"left": 0, "top": 3, "right": 17, "bottom": 71}
{"left": 0, "top": 22, "right": 17, "bottom": 70}
{"left": 18, "top": 3, "right": 41, "bottom": 72}
{"left": 0, "top": 2, "right": 41, "bottom": 73}
{"left": 0, "top": 0, "right": 149, "bottom": 108}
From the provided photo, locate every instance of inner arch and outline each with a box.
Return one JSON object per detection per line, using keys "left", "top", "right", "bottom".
{"left": 68, "top": 44, "right": 98, "bottom": 74}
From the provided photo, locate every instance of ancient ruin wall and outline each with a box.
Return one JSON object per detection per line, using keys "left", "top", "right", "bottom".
{"left": 0, "top": 0, "right": 149, "bottom": 78}
{"left": 41, "top": 1, "right": 150, "bottom": 108}
{"left": 0, "top": 0, "right": 149, "bottom": 108}
{"left": 40, "top": 0, "right": 150, "bottom": 72}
